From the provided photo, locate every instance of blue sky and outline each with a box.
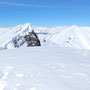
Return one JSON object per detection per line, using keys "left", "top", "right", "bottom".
{"left": 0, "top": 0, "right": 90, "bottom": 27}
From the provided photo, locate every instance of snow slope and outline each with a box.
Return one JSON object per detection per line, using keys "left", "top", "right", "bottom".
{"left": 49, "top": 25, "right": 90, "bottom": 49}
{"left": 0, "top": 23, "right": 32, "bottom": 49}
{"left": 0, "top": 47, "right": 90, "bottom": 90}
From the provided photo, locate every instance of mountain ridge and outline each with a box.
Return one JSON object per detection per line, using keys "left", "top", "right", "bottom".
{"left": 0, "top": 23, "right": 90, "bottom": 50}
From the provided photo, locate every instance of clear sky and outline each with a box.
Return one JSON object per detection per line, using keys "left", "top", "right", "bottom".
{"left": 0, "top": 0, "right": 90, "bottom": 27}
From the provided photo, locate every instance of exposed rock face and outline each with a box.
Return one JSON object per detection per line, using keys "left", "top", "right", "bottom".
{"left": 24, "top": 30, "right": 41, "bottom": 47}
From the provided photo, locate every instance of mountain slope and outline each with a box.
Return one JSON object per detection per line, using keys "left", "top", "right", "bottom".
{"left": 49, "top": 25, "right": 90, "bottom": 49}
{"left": 0, "top": 23, "right": 32, "bottom": 49}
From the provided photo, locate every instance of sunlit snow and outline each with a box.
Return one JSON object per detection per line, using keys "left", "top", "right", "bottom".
{"left": 0, "top": 23, "right": 90, "bottom": 90}
{"left": 0, "top": 47, "right": 90, "bottom": 90}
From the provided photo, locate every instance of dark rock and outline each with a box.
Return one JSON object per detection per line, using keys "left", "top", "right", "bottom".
{"left": 24, "top": 30, "right": 41, "bottom": 47}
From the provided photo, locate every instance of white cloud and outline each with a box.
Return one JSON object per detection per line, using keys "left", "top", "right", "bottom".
{"left": 0, "top": 1, "right": 89, "bottom": 8}
{"left": 0, "top": 1, "right": 53, "bottom": 8}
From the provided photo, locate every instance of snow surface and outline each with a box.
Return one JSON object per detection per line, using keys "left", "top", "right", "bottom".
{"left": 0, "top": 23, "right": 90, "bottom": 90}
{"left": 0, "top": 47, "right": 90, "bottom": 90}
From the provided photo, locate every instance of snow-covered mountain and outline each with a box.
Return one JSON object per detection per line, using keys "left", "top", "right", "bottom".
{"left": 32, "top": 25, "right": 90, "bottom": 49}
{"left": 0, "top": 23, "right": 32, "bottom": 49}
{"left": 0, "top": 23, "right": 90, "bottom": 50}
{"left": 48, "top": 25, "right": 90, "bottom": 49}
{"left": 0, "top": 23, "right": 90, "bottom": 90}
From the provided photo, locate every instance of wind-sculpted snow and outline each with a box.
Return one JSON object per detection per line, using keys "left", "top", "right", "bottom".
{"left": 0, "top": 47, "right": 90, "bottom": 90}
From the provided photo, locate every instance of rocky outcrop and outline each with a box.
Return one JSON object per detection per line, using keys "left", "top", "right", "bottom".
{"left": 24, "top": 30, "right": 41, "bottom": 47}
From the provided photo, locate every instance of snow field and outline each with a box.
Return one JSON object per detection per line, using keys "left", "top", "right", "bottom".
{"left": 0, "top": 47, "right": 90, "bottom": 90}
